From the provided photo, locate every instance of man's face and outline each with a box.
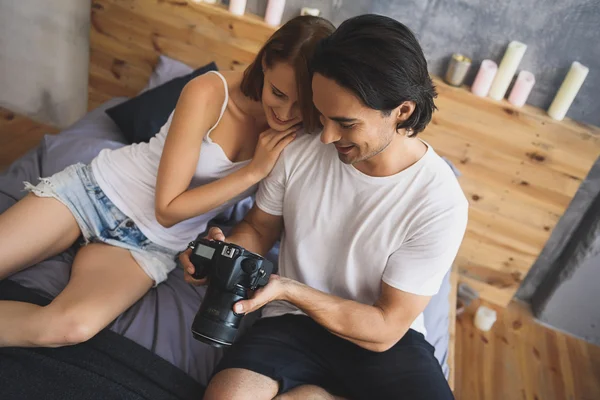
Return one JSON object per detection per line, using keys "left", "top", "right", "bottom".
{"left": 312, "top": 73, "right": 398, "bottom": 165}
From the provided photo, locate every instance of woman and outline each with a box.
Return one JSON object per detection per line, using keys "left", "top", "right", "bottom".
{"left": 0, "top": 16, "right": 334, "bottom": 348}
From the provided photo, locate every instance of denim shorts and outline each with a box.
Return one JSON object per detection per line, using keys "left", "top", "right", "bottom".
{"left": 24, "top": 163, "right": 178, "bottom": 285}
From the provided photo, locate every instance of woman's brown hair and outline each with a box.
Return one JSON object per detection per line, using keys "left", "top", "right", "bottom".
{"left": 241, "top": 16, "right": 335, "bottom": 133}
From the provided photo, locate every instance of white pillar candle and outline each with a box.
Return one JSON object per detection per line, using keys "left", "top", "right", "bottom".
{"left": 203, "top": 0, "right": 218, "bottom": 4}
{"left": 474, "top": 305, "right": 497, "bottom": 332}
{"left": 547, "top": 61, "right": 589, "bottom": 121}
{"left": 229, "top": 0, "right": 247, "bottom": 16}
{"left": 300, "top": 7, "right": 320, "bottom": 16}
{"left": 508, "top": 70, "right": 535, "bottom": 107}
{"left": 488, "top": 41, "right": 527, "bottom": 100}
{"left": 265, "top": 0, "right": 286, "bottom": 26}
{"left": 471, "top": 59, "right": 497, "bottom": 97}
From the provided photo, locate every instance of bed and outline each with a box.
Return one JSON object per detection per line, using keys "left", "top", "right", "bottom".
{"left": 0, "top": 1, "right": 457, "bottom": 398}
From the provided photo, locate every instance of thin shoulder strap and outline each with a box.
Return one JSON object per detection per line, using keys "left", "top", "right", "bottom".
{"left": 205, "top": 70, "right": 229, "bottom": 141}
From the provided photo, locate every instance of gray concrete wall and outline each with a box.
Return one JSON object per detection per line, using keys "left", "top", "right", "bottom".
{"left": 518, "top": 157, "right": 600, "bottom": 302}
{"left": 537, "top": 229, "right": 600, "bottom": 345}
{"left": 516, "top": 156, "right": 600, "bottom": 344}
{"left": 0, "top": 0, "right": 91, "bottom": 128}
{"left": 242, "top": 0, "right": 600, "bottom": 127}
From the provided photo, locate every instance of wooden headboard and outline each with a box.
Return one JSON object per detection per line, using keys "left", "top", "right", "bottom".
{"left": 89, "top": 0, "right": 276, "bottom": 110}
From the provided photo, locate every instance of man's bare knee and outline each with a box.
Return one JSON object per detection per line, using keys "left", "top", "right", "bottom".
{"left": 204, "top": 368, "right": 278, "bottom": 400}
{"left": 274, "top": 385, "right": 347, "bottom": 400}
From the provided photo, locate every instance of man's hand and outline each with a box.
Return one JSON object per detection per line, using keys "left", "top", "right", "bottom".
{"left": 234, "top": 275, "right": 289, "bottom": 314}
{"left": 181, "top": 227, "right": 226, "bottom": 285}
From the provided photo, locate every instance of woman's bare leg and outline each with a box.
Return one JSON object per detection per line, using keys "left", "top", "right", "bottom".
{"left": 0, "top": 193, "right": 81, "bottom": 280}
{"left": 0, "top": 243, "right": 153, "bottom": 347}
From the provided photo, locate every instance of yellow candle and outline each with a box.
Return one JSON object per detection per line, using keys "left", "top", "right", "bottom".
{"left": 488, "top": 41, "right": 527, "bottom": 100}
{"left": 547, "top": 61, "right": 589, "bottom": 121}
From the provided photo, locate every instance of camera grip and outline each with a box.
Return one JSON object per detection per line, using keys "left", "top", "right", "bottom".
{"left": 191, "top": 265, "right": 209, "bottom": 280}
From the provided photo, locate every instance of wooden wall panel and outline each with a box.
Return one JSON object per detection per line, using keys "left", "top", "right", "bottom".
{"left": 89, "top": 0, "right": 273, "bottom": 109}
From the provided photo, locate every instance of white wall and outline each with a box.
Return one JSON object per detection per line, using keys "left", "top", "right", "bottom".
{"left": 0, "top": 0, "right": 91, "bottom": 128}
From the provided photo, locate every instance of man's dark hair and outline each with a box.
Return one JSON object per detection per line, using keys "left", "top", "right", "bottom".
{"left": 311, "top": 14, "right": 437, "bottom": 137}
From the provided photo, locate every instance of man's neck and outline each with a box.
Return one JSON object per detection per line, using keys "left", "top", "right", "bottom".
{"left": 354, "top": 136, "right": 428, "bottom": 178}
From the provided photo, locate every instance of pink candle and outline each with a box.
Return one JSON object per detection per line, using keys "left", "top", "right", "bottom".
{"left": 265, "top": 0, "right": 286, "bottom": 26}
{"left": 229, "top": 0, "right": 247, "bottom": 16}
{"left": 508, "top": 70, "right": 535, "bottom": 107}
{"left": 471, "top": 60, "right": 498, "bottom": 97}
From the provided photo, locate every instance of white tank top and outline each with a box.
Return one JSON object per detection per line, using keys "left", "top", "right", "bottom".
{"left": 91, "top": 71, "right": 257, "bottom": 251}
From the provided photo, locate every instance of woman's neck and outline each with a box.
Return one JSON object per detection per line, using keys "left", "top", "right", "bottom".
{"left": 227, "top": 72, "right": 269, "bottom": 131}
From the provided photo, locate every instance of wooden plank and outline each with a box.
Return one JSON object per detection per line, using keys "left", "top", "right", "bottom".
{"left": 424, "top": 126, "right": 584, "bottom": 204}
{"left": 186, "top": 1, "right": 276, "bottom": 42}
{"left": 89, "top": 48, "right": 153, "bottom": 93}
{"left": 455, "top": 299, "right": 600, "bottom": 399}
{"left": 458, "top": 177, "right": 562, "bottom": 234}
{"left": 95, "top": 0, "right": 265, "bottom": 62}
{"left": 0, "top": 108, "right": 59, "bottom": 172}
{"left": 89, "top": 0, "right": 263, "bottom": 102}
{"left": 151, "top": 35, "right": 246, "bottom": 71}
{"left": 457, "top": 263, "right": 521, "bottom": 294}
{"left": 457, "top": 231, "right": 537, "bottom": 275}
{"left": 433, "top": 78, "right": 600, "bottom": 168}
{"left": 458, "top": 275, "right": 515, "bottom": 306}
{"left": 89, "top": 65, "right": 140, "bottom": 99}
{"left": 442, "top": 153, "right": 574, "bottom": 216}
{"left": 466, "top": 206, "right": 550, "bottom": 258}
{"left": 89, "top": 30, "right": 159, "bottom": 74}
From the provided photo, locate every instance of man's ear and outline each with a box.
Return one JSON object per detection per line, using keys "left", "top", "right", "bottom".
{"left": 394, "top": 101, "right": 416, "bottom": 134}
{"left": 396, "top": 101, "right": 416, "bottom": 124}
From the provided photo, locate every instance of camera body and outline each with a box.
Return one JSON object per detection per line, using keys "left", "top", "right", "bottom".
{"left": 188, "top": 237, "right": 273, "bottom": 347}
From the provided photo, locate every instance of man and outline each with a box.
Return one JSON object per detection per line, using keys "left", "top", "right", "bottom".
{"left": 182, "top": 14, "right": 467, "bottom": 400}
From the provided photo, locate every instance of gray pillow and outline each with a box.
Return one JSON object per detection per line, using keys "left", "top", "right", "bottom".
{"left": 141, "top": 55, "right": 195, "bottom": 92}
{"left": 105, "top": 60, "right": 218, "bottom": 144}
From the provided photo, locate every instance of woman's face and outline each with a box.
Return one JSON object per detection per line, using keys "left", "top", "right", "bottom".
{"left": 261, "top": 62, "right": 302, "bottom": 131}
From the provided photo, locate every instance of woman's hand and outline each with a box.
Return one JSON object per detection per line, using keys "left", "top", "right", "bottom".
{"left": 182, "top": 227, "right": 226, "bottom": 286}
{"left": 247, "top": 125, "right": 299, "bottom": 180}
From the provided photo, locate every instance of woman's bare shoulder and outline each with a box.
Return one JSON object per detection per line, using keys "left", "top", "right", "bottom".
{"left": 175, "top": 72, "right": 229, "bottom": 126}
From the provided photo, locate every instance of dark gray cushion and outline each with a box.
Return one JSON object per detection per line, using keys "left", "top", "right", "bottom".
{"left": 105, "top": 61, "right": 217, "bottom": 144}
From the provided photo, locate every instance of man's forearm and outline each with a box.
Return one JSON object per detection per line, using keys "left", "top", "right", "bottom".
{"left": 283, "top": 280, "right": 407, "bottom": 352}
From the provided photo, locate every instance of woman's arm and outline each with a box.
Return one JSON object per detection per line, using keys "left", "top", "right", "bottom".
{"left": 155, "top": 74, "right": 296, "bottom": 228}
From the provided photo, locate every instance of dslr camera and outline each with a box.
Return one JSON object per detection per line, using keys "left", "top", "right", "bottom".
{"left": 188, "top": 237, "right": 273, "bottom": 347}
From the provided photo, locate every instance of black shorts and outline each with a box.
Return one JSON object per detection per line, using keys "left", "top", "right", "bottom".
{"left": 213, "top": 314, "right": 454, "bottom": 400}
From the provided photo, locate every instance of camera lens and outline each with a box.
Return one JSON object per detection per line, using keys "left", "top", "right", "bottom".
{"left": 191, "top": 285, "right": 246, "bottom": 348}
{"left": 241, "top": 259, "right": 258, "bottom": 274}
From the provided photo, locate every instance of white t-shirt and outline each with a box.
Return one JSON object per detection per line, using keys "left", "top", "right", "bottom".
{"left": 256, "top": 133, "right": 468, "bottom": 336}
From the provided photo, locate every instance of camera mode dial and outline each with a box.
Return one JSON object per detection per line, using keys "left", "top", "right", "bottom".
{"left": 241, "top": 259, "right": 258, "bottom": 274}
